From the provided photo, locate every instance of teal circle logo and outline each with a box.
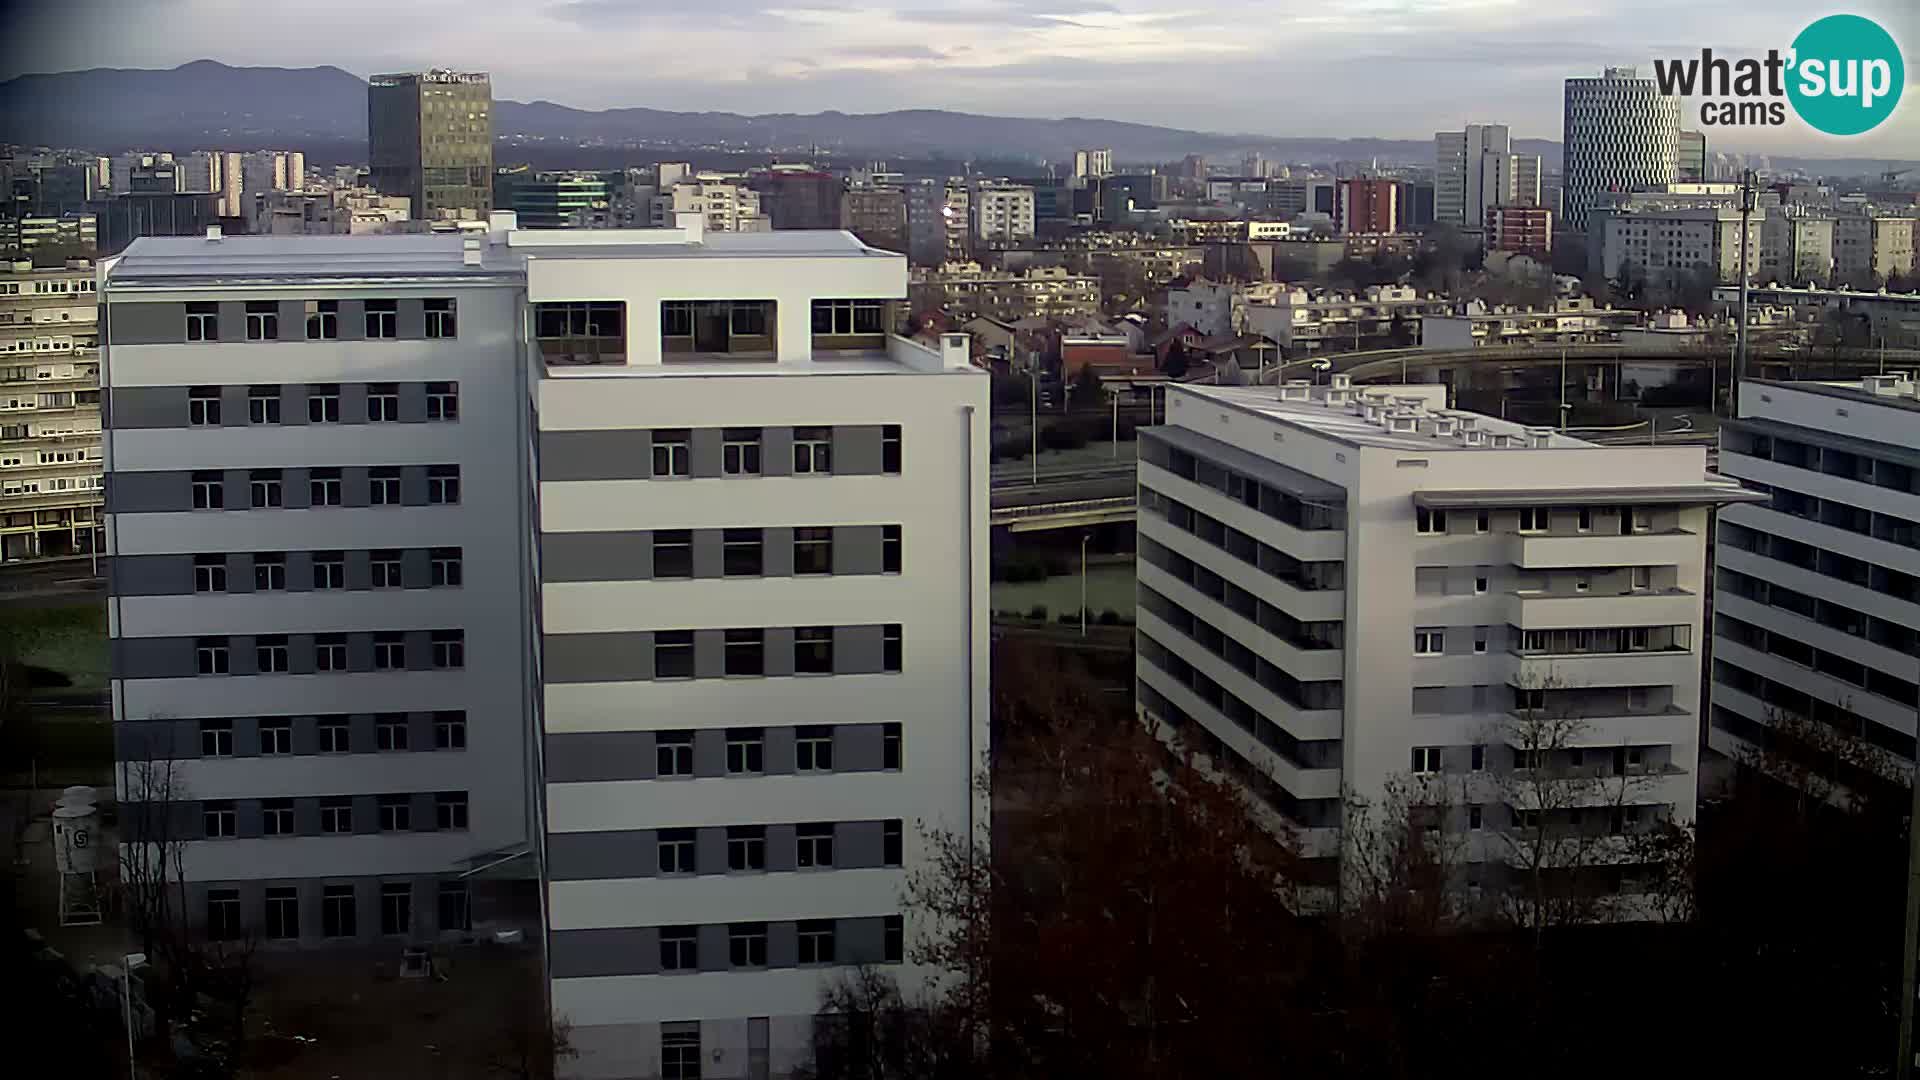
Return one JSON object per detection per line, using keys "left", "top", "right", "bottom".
{"left": 1787, "top": 14, "right": 1904, "bottom": 136}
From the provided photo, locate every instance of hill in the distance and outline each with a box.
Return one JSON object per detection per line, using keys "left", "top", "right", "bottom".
{"left": 0, "top": 60, "right": 1909, "bottom": 176}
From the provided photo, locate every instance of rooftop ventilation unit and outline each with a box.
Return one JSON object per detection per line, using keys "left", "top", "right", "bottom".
{"left": 1432, "top": 417, "right": 1459, "bottom": 437}
{"left": 1330, "top": 373, "right": 1352, "bottom": 390}
{"left": 1526, "top": 426, "right": 1556, "bottom": 448}
{"left": 1388, "top": 411, "right": 1419, "bottom": 433}
{"left": 1279, "top": 379, "right": 1311, "bottom": 402}
{"left": 1461, "top": 428, "right": 1488, "bottom": 446}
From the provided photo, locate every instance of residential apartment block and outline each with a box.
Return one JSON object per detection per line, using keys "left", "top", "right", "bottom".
{"left": 1711, "top": 377, "right": 1920, "bottom": 791}
{"left": 971, "top": 183, "right": 1035, "bottom": 247}
{"left": 1435, "top": 124, "right": 1541, "bottom": 229}
{"left": 651, "top": 174, "right": 770, "bottom": 233}
{"left": 2, "top": 258, "right": 103, "bottom": 561}
{"left": 1832, "top": 212, "right": 1915, "bottom": 284}
{"left": 909, "top": 262, "right": 1100, "bottom": 322}
{"left": 102, "top": 216, "right": 989, "bottom": 1080}
{"left": 1135, "top": 377, "right": 1756, "bottom": 888}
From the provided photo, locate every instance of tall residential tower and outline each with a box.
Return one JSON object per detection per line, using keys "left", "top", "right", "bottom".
{"left": 1561, "top": 68, "right": 1680, "bottom": 235}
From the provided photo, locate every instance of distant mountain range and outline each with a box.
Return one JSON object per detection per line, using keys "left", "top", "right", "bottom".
{"left": 0, "top": 60, "right": 1910, "bottom": 177}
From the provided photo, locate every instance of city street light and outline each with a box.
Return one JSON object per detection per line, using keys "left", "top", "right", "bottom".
{"left": 122, "top": 951, "right": 146, "bottom": 1080}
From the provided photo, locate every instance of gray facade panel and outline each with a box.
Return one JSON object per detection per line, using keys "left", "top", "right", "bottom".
{"left": 398, "top": 382, "right": 428, "bottom": 423}
{"left": 693, "top": 729, "right": 726, "bottom": 779}
{"left": 545, "top": 731, "right": 657, "bottom": 782}
{"left": 219, "top": 385, "right": 249, "bottom": 429}
{"left": 837, "top": 821, "right": 885, "bottom": 869}
{"left": 277, "top": 300, "right": 305, "bottom": 339}
{"left": 693, "top": 629, "right": 725, "bottom": 679}
{"left": 833, "top": 425, "right": 884, "bottom": 475}
{"left": 839, "top": 916, "right": 888, "bottom": 964}
{"left": 335, "top": 300, "right": 365, "bottom": 341}
{"left": 346, "top": 633, "right": 374, "bottom": 672}
{"left": 108, "top": 470, "right": 187, "bottom": 514}
{"left": 115, "top": 636, "right": 196, "bottom": 680}
{"left": 834, "top": 624, "right": 885, "bottom": 675}
{"left": 691, "top": 529, "right": 724, "bottom": 580}
{"left": 539, "top": 430, "right": 652, "bottom": 482}
{"left": 762, "top": 527, "right": 794, "bottom": 577}
{"left": 542, "top": 632, "right": 652, "bottom": 684}
{"left": 767, "top": 921, "right": 798, "bottom": 967}
{"left": 231, "top": 716, "right": 261, "bottom": 757}
{"left": 287, "top": 634, "right": 317, "bottom": 676}
{"left": 689, "top": 428, "right": 724, "bottom": 479}
{"left": 403, "top": 630, "right": 432, "bottom": 672}
{"left": 107, "top": 302, "right": 184, "bottom": 345}
{"left": 350, "top": 713, "right": 377, "bottom": 751}
{"left": 695, "top": 828, "right": 727, "bottom": 878}
{"left": 226, "top": 634, "right": 258, "bottom": 676}
{"left": 293, "top": 798, "right": 320, "bottom": 836}
{"left": 222, "top": 469, "right": 250, "bottom": 511}
{"left": 400, "top": 465, "right": 429, "bottom": 507}
{"left": 285, "top": 551, "right": 313, "bottom": 593}
{"left": 541, "top": 532, "right": 650, "bottom": 583}
{"left": 216, "top": 301, "right": 246, "bottom": 343}
{"left": 281, "top": 468, "right": 311, "bottom": 510}
{"left": 107, "top": 387, "right": 187, "bottom": 430}
{"left": 352, "top": 796, "right": 380, "bottom": 835}
{"left": 236, "top": 799, "right": 264, "bottom": 839}
{"left": 398, "top": 298, "right": 427, "bottom": 341}
{"left": 281, "top": 383, "right": 308, "bottom": 427}
{"left": 762, "top": 427, "right": 794, "bottom": 477}
{"left": 697, "top": 924, "right": 728, "bottom": 973}
{"left": 547, "top": 830, "right": 651, "bottom": 881}
{"left": 764, "top": 726, "right": 797, "bottom": 774}
{"left": 113, "top": 554, "right": 191, "bottom": 596}
{"left": 341, "top": 467, "right": 370, "bottom": 508}
{"left": 764, "top": 627, "right": 795, "bottom": 678}
{"left": 411, "top": 793, "right": 438, "bottom": 832}
{"left": 401, "top": 548, "right": 432, "bottom": 589}
{"left": 765, "top": 824, "right": 797, "bottom": 872}
{"left": 550, "top": 928, "right": 657, "bottom": 978}
{"left": 833, "top": 525, "right": 884, "bottom": 575}
{"left": 225, "top": 553, "right": 253, "bottom": 594}
{"left": 837, "top": 724, "right": 884, "bottom": 772}
{"left": 116, "top": 719, "right": 198, "bottom": 761}
{"left": 339, "top": 383, "right": 369, "bottom": 423}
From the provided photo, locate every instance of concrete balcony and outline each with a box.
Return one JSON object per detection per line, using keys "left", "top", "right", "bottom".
{"left": 1139, "top": 559, "right": 1344, "bottom": 683}
{"left": 1137, "top": 660, "right": 1343, "bottom": 801}
{"left": 1505, "top": 529, "right": 1700, "bottom": 570}
{"left": 1505, "top": 588, "right": 1697, "bottom": 630}
{"left": 1507, "top": 648, "right": 1694, "bottom": 690}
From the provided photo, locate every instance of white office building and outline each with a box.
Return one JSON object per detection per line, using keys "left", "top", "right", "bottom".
{"left": 1711, "top": 376, "right": 1920, "bottom": 791}
{"left": 1435, "top": 124, "right": 1542, "bottom": 229}
{"left": 1562, "top": 68, "right": 1680, "bottom": 235}
{"left": 1135, "top": 377, "right": 1755, "bottom": 884}
{"left": 102, "top": 216, "right": 989, "bottom": 1080}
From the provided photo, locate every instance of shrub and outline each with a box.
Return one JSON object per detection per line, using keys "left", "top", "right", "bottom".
{"left": 1098, "top": 609, "right": 1122, "bottom": 626}
{"left": 1026, "top": 605, "right": 1049, "bottom": 621}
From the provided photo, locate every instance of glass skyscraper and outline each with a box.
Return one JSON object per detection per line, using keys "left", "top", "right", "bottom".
{"left": 368, "top": 70, "right": 493, "bottom": 221}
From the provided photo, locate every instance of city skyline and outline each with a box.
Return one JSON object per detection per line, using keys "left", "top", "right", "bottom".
{"left": 4, "top": 0, "right": 1914, "bottom": 156}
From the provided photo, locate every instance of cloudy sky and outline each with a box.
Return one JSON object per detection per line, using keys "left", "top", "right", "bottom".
{"left": 5, "top": 0, "right": 1916, "bottom": 153}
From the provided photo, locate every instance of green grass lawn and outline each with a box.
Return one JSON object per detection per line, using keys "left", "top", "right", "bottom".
{"left": 0, "top": 600, "right": 107, "bottom": 691}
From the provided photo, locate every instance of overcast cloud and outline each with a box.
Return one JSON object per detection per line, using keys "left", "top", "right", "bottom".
{"left": 3, "top": 0, "right": 1915, "bottom": 154}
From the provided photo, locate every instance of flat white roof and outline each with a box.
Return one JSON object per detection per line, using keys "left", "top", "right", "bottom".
{"left": 1180, "top": 383, "right": 1577, "bottom": 453}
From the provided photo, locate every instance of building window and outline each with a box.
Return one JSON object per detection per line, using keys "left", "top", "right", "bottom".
{"left": 1628, "top": 627, "right": 1651, "bottom": 651}
{"left": 380, "top": 882, "right": 412, "bottom": 935}
{"left": 318, "top": 717, "right": 350, "bottom": 753}
{"left": 206, "top": 889, "right": 242, "bottom": 939}
{"left": 308, "top": 468, "right": 342, "bottom": 506}
{"left": 729, "top": 302, "right": 769, "bottom": 337}
{"left": 373, "top": 632, "right": 406, "bottom": 670}
{"left": 430, "top": 547, "right": 463, "bottom": 587}
{"left": 652, "top": 531, "right": 692, "bottom": 579}
{"left": 797, "top": 919, "right": 836, "bottom": 965}
{"left": 426, "top": 381, "right": 458, "bottom": 420}
{"left": 376, "top": 714, "right": 410, "bottom": 751}
{"left": 1631, "top": 508, "right": 1652, "bottom": 532}
{"left": 315, "top": 634, "right": 347, "bottom": 672}
{"left": 201, "top": 800, "right": 237, "bottom": 838}
{"left": 884, "top": 819, "right": 903, "bottom": 866}
{"left": 811, "top": 299, "right": 885, "bottom": 335}
{"left": 423, "top": 464, "right": 460, "bottom": 504}
{"left": 265, "top": 887, "right": 299, "bottom": 938}
{"left": 1577, "top": 507, "right": 1593, "bottom": 532}
{"left": 432, "top": 630, "right": 465, "bottom": 669}
{"left": 307, "top": 384, "right": 340, "bottom": 422}
{"left": 882, "top": 525, "right": 901, "bottom": 573}
{"left": 1414, "top": 628, "right": 1445, "bottom": 656}
{"left": 885, "top": 914, "right": 904, "bottom": 963}
{"left": 196, "top": 637, "right": 229, "bottom": 675}
{"left": 434, "top": 711, "right": 467, "bottom": 750}
{"left": 880, "top": 423, "right": 902, "bottom": 473}
{"left": 795, "top": 626, "right": 834, "bottom": 674}
{"left": 199, "top": 718, "right": 233, "bottom": 757}
{"left": 658, "top": 828, "right": 695, "bottom": 874}
{"left": 247, "top": 385, "right": 281, "bottom": 425}
{"left": 1476, "top": 510, "right": 1489, "bottom": 533}
{"left": 727, "top": 825, "right": 766, "bottom": 871}
{"left": 257, "top": 718, "right": 292, "bottom": 755}
{"left": 191, "top": 470, "right": 224, "bottom": 509}
{"left": 535, "top": 301, "right": 626, "bottom": 365}
{"left": 434, "top": 792, "right": 468, "bottom": 830}
{"left": 722, "top": 628, "right": 764, "bottom": 676}
{"left": 1518, "top": 507, "right": 1549, "bottom": 533}
{"left": 370, "top": 550, "right": 402, "bottom": 588}
{"left": 256, "top": 635, "right": 290, "bottom": 673}
{"left": 1471, "top": 744, "right": 1486, "bottom": 772}
{"left": 797, "top": 823, "right": 835, "bottom": 868}
{"left": 884, "top": 624, "right": 902, "bottom": 673}
{"left": 652, "top": 429, "right": 690, "bottom": 477}
{"left": 249, "top": 469, "right": 283, "bottom": 508}
{"left": 365, "top": 299, "right": 398, "bottom": 338}
{"left": 729, "top": 923, "right": 768, "bottom": 968}
{"left": 660, "top": 926, "right": 699, "bottom": 971}
{"left": 722, "top": 529, "right": 763, "bottom": 576}
{"left": 305, "top": 300, "right": 338, "bottom": 340}
{"left": 193, "top": 554, "right": 227, "bottom": 593}
{"left": 438, "top": 882, "right": 470, "bottom": 932}
{"left": 1411, "top": 746, "right": 1442, "bottom": 774}
{"left": 322, "top": 885, "right": 356, "bottom": 937}
{"left": 883, "top": 723, "right": 902, "bottom": 770}
{"left": 654, "top": 730, "right": 695, "bottom": 776}
{"left": 378, "top": 795, "right": 411, "bottom": 832}
{"left": 655, "top": 631, "right": 695, "bottom": 678}
{"left": 722, "top": 428, "right": 761, "bottom": 475}
{"left": 252, "top": 552, "right": 286, "bottom": 591}
{"left": 1415, "top": 506, "right": 1446, "bottom": 535}
{"left": 1469, "top": 805, "right": 1483, "bottom": 831}
{"left": 661, "top": 1024, "right": 701, "bottom": 1080}
{"left": 793, "top": 426, "right": 832, "bottom": 474}
{"left": 1473, "top": 573, "right": 1488, "bottom": 594}
{"left": 261, "top": 795, "right": 293, "bottom": 837}
{"left": 425, "top": 298, "right": 457, "bottom": 338}
{"left": 319, "top": 798, "right": 353, "bottom": 834}
{"left": 1631, "top": 566, "right": 1651, "bottom": 592}
{"left": 726, "top": 728, "right": 763, "bottom": 774}
{"left": 185, "top": 302, "right": 219, "bottom": 342}
{"left": 790, "top": 528, "right": 833, "bottom": 575}
{"left": 245, "top": 301, "right": 279, "bottom": 341}
{"left": 796, "top": 726, "right": 834, "bottom": 772}
{"left": 188, "top": 386, "right": 221, "bottom": 426}
{"left": 1473, "top": 628, "right": 1488, "bottom": 655}
{"left": 367, "top": 383, "right": 400, "bottom": 422}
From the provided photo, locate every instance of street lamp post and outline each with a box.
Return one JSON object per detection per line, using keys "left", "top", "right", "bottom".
{"left": 122, "top": 951, "right": 146, "bottom": 1080}
{"left": 1080, "top": 532, "right": 1091, "bottom": 638}
{"left": 1029, "top": 362, "right": 1038, "bottom": 487}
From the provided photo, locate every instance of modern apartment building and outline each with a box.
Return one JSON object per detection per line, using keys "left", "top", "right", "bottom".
{"left": 1488, "top": 205, "right": 1553, "bottom": 257}
{"left": 908, "top": 262, "right": 1101, "bottom": 322}
{"left": 1589, "top": 199, "right": 1762, "bottom": 284}
{"left": 1760, "top": 210, "right": 1836, "bottom": 285}
{"left": 1434, "top": 124, "right": 1541, "bottom": 229}
{"left": 650, "top": 174, "right": 770, "bottom": 233}
{"left": 369, "top": 70, "right": 494, "bottom": 220}
{"left": 102, "top": 216, "right": 989, "bottom": 1079}
{"left": 970, "top": 183, "right": 1035, "bottom": 247}
{"left": 1711, "top": 376, "right": 1920, "bottom": 790}
{"left": 1833, "top": 212, "right": 1917, "bottom": 284}
{"left": 1336, "top": 179, "right": 1398, "bottom": 235}
{"left": 1561, "top": 68, "right": 1680, "bottom": 235}
{"left": 1135, "top": 377, "right": 1756, "bottom": 883}
{"left": 2, "top": 258, "right": 103, "bottom": 561}
{"left": 905, "top": 179, "right": 968, "bottom": 267}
